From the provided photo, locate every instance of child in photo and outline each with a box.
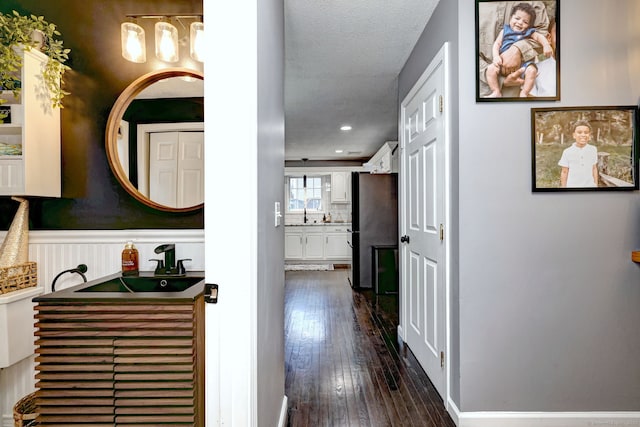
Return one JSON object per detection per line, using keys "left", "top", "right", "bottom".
{"left": 485, "top": 2, "right": 553, "bottom": 98}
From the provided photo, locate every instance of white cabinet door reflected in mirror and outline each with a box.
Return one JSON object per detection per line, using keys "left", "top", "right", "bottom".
{"left": 149, "top": 131, "right": 204, "bottom": 209}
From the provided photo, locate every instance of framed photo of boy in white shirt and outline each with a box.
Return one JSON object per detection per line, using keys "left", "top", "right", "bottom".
{"left": 531, "top": 106, "right": 639, "bottom": 191}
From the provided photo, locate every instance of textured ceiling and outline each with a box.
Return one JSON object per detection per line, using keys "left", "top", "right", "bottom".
{"left": 284, "top": 0, "right": 440, "bottom": 161}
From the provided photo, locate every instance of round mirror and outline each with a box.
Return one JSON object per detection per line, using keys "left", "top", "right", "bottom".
{"left": 106, "top": 68, "right": 204, "bottom": 212}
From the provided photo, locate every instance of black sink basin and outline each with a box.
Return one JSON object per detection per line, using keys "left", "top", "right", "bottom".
{"left": 77, "top": 276, "right": 203, "bottom": 293}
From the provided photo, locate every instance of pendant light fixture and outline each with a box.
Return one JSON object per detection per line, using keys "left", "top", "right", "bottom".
{"left": 121, "top": 22, "right": 146, "bottom": 63}
{"left": 155, "top": 20, "right": 179, "bottom": 63}
{"left": 120, "top": 14, "right": 203, "bottom": 64}
{"left": 190, "top": 22, "right": 205, "bottom": 62}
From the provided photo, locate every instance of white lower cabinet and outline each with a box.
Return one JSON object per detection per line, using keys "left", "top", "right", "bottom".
{"left": 285, "top": 225, "right": 351, "bottom": 261}
{"left": 285, "top": 230, "right": 304, "bottom": 259}
{"left": 304, "top": 232, "right": 324, "bottom": 259}
{"left": 325, "top": 228, "right": 351, "bottom": 259}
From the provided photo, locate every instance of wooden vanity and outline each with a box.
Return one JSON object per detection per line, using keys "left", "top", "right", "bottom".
{"left": 32, "top": 272, "right": 205, "bottom": 426}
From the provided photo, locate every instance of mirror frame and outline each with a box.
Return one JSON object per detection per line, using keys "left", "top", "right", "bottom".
{"left": 105, "top": 68, "right": 204, "bottom": 213}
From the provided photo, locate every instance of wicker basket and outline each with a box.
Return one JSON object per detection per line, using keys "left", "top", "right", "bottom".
{"left": 13, "top": 391, "right": 38, "bottom": 427}
{"left": 0, "top": 262, "right": 37, "bottom": 295}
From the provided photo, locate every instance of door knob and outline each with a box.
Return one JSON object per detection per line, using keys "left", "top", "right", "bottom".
{"left": 400, "top": 235, "right": 410, "bottom": 243}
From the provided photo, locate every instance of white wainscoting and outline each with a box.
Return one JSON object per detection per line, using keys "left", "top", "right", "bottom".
{"left": 0, "top": 229, "right": 204, "bottom": 426}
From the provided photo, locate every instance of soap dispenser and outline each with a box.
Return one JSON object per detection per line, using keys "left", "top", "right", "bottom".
{"left": 122, "top": 241, "right": 139, "bottom": 276}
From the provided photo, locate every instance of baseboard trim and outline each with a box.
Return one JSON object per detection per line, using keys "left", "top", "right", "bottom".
{"left": 447, "top": 397, "right": 461, "bottom": 425}
{"left": 278, "top": 395, "right": 288, "bottom": 427}
{"left": 448, "top": 403, "right": 640, "bottom": 427}
{"left": 2, "top": 414, "right": 12, "bottom": 427}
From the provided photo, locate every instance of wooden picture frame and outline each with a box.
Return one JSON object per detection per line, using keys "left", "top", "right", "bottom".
{"left": 531, "top": 106, "right": 639, "bottom": 192}
{"left": 476, "top": 0, "right": 559, "bottom": 101}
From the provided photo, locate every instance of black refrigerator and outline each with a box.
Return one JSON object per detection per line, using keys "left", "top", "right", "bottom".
{"left": 349, "top": 172, "right": 398, "bottom": 289}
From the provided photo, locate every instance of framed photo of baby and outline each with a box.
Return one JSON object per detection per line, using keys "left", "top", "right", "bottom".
{"left": 531, "top": 106, "right": 639, "bottom": 192}
{"left": 475, "top": 0, "right": 559, "bottom": 101}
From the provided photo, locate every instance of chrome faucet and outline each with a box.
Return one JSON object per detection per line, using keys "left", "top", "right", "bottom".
{"left": 151, "top": 244, "right": 191, "bottom": 276}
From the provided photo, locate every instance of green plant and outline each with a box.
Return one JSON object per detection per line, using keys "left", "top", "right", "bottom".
{"left": 0, "top": 10, "right": 70, "bottom": 107}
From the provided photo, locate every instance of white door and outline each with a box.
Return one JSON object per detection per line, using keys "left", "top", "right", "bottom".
{"left": 176, "top": 132, "right": 205, "bottom": 208}
{"left": 149, "top": 132, "right": 178, "bottom": 207}
{"left": 149, "top": 131, "right": 204, "bottom": 208}
{"left": 399, "top": 43, "right": 449, "bottom": 399}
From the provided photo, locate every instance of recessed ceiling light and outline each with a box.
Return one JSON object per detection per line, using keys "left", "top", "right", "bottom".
{"left": 335, "top": 149, "right": 343, "bottom": 153}
{"left": 340, "top": 125, "right": 352, "bottom": 131}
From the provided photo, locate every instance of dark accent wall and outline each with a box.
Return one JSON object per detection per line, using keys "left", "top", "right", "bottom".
{"left": 0, "top": 0, "right": 204, "bottom": 230}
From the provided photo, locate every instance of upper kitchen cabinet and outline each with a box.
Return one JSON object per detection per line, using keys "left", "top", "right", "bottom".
{"left": 331, "top": 171, "right": 350, "bottom": 203}
{"left": 364, "top": 141, "right": 398, "bottom": 174}
{"left": 0, "top": 49, "right": 61, "bottom": 197}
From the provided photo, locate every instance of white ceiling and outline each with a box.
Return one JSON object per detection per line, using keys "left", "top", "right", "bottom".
{"left": 284, "top": 0, "right": 440, "bottom": 161}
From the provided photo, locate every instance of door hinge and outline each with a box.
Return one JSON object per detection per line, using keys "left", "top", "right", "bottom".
{"left": 439, "top": 95, "right": 443, "bottom": 113}
{"left": 440, "top": 351, "right": 445, "bottom": 368}
{"left": 439, "top": 224, "right": 444, "bottom": 241}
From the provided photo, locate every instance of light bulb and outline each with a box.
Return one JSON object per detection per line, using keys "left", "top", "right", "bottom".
{"left": 121, "top": 22, "right": 146, "bottom": 63}
{"left": 190, "top": 22, "right": 204, "bottom": 62}
{"left": 155, "top": 21, "right": 179, "bottom": 62}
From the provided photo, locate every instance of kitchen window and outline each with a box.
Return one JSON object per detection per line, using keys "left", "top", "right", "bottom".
{"left": 286, "top": 175, "right": 325, "bottom": 212}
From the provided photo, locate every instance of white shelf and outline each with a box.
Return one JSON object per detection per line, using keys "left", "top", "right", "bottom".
{"left": 0, "top": 124, "right": 22, "bottom": 132}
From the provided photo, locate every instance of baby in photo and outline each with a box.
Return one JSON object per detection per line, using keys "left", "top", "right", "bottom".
{"left": 485, "top": 2, "right": 553, "bottom": 97}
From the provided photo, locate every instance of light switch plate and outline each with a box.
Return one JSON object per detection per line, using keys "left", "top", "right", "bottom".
{"left": 274, "top": 202, "right": 282, "bottom": 227}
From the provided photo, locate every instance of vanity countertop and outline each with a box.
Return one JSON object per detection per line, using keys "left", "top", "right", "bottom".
{"left": 33, "top": 271, "right": 205, "bottom": 303}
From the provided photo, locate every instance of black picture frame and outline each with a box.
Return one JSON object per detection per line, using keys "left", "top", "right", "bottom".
{"left": 476, "top": 0, "right": 559, "bottom": 102}
{"left": 531, "top": 106, "right": 639, "bottom": 192}
{"left": 0, "top": 106, "right": 10, "bottom": 124}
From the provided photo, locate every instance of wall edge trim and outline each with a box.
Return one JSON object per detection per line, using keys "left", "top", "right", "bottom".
{"left": 0, "top": 229, "right": 205, "bottom": 244}
{"left": 455, "top": 410, "right": 640, "bottom": 427}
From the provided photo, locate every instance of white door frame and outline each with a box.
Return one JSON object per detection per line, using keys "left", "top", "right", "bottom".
{"left": 205, "top": 0, "right": 259, "bottom": 425}
{"left": 398, "top": 42, "right": 452, "bottom": 409}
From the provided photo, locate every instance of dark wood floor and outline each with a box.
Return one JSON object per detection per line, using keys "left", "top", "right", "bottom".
{"left": 285, "top": 269, "right": 456, "bottom": 427}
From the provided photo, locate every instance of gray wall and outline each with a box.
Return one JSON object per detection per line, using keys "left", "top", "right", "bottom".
{"left": 398, "top": 0, "right": 461, "bottom": 406}
{"left": 401, "top": 0, "right": 640, "bottom": 412}
{"left": 257, "top": 0, "right": 286, "bottom": 424}
{"left": 458, "top": 0, "right": 640, "bottom": 411}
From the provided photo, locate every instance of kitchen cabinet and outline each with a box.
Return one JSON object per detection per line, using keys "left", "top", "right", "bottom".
{"left": 285, "top": 225, "right": 351, "bottom": 261}
{"left": 365, "top": 141, "right": 397, "bottom": 174}
{"left": 330, "top": 172, "right": 350, "bottom": 203}
{"left": 305, "top": 231, "right": 324, "bottom": 259}
{"left": 285, "top": 227, "right": 324, "bottom": 260}
{"left": 0, "top": 49, "right": 60, "bottom": 197}
{"left": 284, "top": 229, "right": 304, "bottom": 259}
{"left": 324, "top": 226, "right": 351, "bottom": 259}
